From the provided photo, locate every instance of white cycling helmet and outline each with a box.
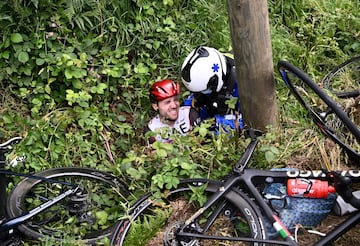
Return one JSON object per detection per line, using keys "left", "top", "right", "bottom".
{"left": 181, "top": 46, "right": 227, "bottom": 93}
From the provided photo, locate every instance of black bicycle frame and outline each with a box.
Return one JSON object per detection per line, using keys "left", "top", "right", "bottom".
{"left": 173, "top": 167, "right": 360, "bottom": 245}
{"left": 173, "top": 130, "right": 360, "bottom": 245}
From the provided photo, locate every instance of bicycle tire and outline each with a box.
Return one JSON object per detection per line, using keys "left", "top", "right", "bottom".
{"left": 111, "top": 178, "right": 267, "bottom": 246}
{"left": 278, "top": 60, "right": 360, "bottom": 162}
{"left": 6, "top": 167, "right": 129, "bottom": 244}
{"left": 322, "top": 56, "right": 360, "bottom": 98}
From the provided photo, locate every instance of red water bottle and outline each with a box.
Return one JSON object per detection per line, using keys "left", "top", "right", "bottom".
{"left": 287, "top": 179, "right": 336, "bottom": 198}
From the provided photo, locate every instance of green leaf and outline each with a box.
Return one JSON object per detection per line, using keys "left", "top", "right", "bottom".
{"left": 134, "top": 63, "right": 149, "bottom": 74}
{"left": 36, "top": 58, "right": 45, "bottom": 66}
{"left": 64, "top": 69, "right": 73, "bottom": 79}
{"left": 91, "top": 83, "right": 107, "bottom": 94}
{"left": 2, "top": 115, "right": 13, "bottom": 124}
{"left": 11, "top": 33, "right": 23, "bottom": 43}
{"left": 1, "top": 50, "right": 10, "bottom": 59}
{"left": 161, "top": 143, "right": 173, "bottom": 151}
{"left": 126, "top": 167, "right": 142, "bottom": 179}
{"left": 165, "top": 176, "right": 179, "bottom": 189}
{"left": 180, "top": 162, "right": 193, "bottom": 170}
{"left": 265, "top": 151, "right": 275, "bottom": 163}
{"left": 96, "top": 211, "right": 109, "bottom": 225}
{"left": 199, "top": 127, "right": 208, "bottom": 137}
{"left": 153, "top": 40, "right": 161, "bottom": 50}
{"left": 45, "top": 84, "right": 51, "bottom": 94}
{"left": 72, "top": 80, "right": 83, "bottom": 89}
{"left": 18, "top": 51, "right": 29, "bottom": 63}
{"left": 156, "top": 149, "right": 167, "bottom": 158}
{"left": 31, "top": 98, "right": 42, "bottom": 106}
{"left": 269, "top": 146, "right": 280, "bottom": 155}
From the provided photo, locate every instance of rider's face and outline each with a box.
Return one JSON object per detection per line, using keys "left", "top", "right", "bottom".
{"left": 154, "top": 96, "right": 180, "bottom": 122}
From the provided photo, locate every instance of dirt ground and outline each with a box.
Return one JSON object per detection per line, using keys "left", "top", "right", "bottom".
{"left": 297, "top": 214, "right": 360, "bottom": 245}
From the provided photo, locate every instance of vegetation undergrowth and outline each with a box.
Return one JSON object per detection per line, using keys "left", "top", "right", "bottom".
{"left": 0, "top": 0, "right": 359, "bottom": 244}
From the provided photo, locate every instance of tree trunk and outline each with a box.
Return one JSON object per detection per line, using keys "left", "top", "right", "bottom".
{"left": 227, "top": 0, "right": 278, "bottom": 131}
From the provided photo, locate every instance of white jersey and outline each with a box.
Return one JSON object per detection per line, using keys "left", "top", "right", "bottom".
{"left": 147, "top": 106, "right": 192, "bottom": 143}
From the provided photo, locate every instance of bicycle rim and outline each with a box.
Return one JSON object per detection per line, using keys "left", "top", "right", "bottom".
{"left": 112, "top": 179, "right": 267, "bottom": 246}
{"left": 278, "top": 60, "right": 360, "bottom": 162}
{"left": 7, "top": 167, "right": 129, "bottom": 244}
{"left": 322, "top": 56, "right": 360, "bottom": 155}
{"left": 322, "top": 56, "right": 360, "bottom": 97}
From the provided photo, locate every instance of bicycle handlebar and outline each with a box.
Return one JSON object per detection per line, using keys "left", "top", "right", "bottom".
{"left": 0, "top": 137, "right": 22, "bottom": 151}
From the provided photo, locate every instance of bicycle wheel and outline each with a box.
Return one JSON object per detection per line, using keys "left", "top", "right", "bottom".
{"left": 322, "top": 56, "right": 360, "bottom": 144}
{"left": 7, "top": 167, "right": 129, "bottom": 244}
{"left": 278, "top": 60, "right": 360, "bottom": 162}
{"left": 111, "top": 178, "right": 267, "bottom": 246}
{"left": 322, "top": 56, "right": 360, "bottom": 99}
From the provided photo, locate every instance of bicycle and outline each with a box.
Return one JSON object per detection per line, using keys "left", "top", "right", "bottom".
{"left": 278, "top": 60, "right": 360, "bottom": 163}
{"left": 110, "top": 127, "right": 360, "bottom": 246}
{"left": 0, "top": 137, "right": 129, "bottom": 245}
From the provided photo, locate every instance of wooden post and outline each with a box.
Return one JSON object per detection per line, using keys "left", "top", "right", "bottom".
{"left": 227, "top": 0, "right": 278, "bottom": 130}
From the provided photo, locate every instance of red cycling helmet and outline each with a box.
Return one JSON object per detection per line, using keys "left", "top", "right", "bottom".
{"left": 149, "top": 79, "right": 180, "bottom": 102}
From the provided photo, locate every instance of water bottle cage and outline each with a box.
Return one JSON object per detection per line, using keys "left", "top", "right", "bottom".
{"left": 293, "top": 178, "right": 313, "bottom": 197}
